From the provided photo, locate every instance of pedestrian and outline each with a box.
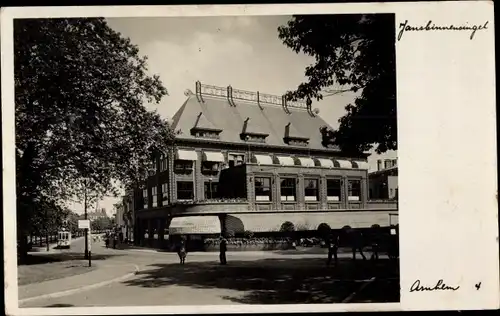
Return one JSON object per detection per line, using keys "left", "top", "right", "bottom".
{"left": 350, "top": 229, "right": 367, "bottom": 261}
{"left": 105, "top": 233, "right": 110, "bottom": 248}
{"left": 326, "top": 234, "right": 339, "bottom": 266}
{"left": 369, "top": 225, "right": 381, "bottom": 261}
{"left": 113, "top": 233, "right": 117, "bottom": 249}
{"left": 219, "top": 236, "right": 227, "bottom": 265}
{"left": 177, "top": 237, "right": 187, "bottom": 265}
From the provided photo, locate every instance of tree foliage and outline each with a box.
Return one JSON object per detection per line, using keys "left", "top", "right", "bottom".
{"left": 15, "top": 18, "right": 176, "bottom": 258}
{"left": 278, "top": 14, "right": 397, "bottom": 154}
{"left": 280, "top": 221, "right": 295, "bottom": 232}
{"left": 91, "top": 216, "right": 113, "bottom": 232}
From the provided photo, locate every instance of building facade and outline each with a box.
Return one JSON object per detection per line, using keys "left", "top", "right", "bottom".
{"left": 129, "top": 82, "right": 398, "bottom": 249}
{"left": 369, "top": 159, "right": 399, "bottom": 200}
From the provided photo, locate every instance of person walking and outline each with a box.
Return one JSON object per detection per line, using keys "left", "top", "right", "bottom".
{"left": 177, "top": 237, "right": 187, "bottom": 265}
{"left": 219, "top": 236, "right": 227, "bottom": 265}
{"left": 350, "top": 229, "right": 367, "bottom": 261}
{"left": 326, "top": 234, "right": 340, "bottom": 266}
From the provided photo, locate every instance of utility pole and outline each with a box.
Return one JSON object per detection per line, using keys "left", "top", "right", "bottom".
{"left": 45, "top": 207, "right": 49, "bottom": 252}
{"left": 84, "top": 183, "right": 89, "bottom": 259}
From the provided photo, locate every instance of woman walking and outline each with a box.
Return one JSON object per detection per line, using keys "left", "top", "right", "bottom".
{"left": 177, "top": 237, "right": 187, "bottom": 265}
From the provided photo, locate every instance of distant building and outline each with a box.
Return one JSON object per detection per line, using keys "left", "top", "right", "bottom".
{"left": 127, "top": 81, "right": 398, "bottom": 249}
{"left": 85, "top": 208, "right": 108, "bottom": 221}
{"left": 369, "top": 159, "right": 398, "bottom": 200}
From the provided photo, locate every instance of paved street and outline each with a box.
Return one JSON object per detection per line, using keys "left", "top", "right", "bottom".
{"left": 20, "top": 236, "right": 399, "bottom": 307}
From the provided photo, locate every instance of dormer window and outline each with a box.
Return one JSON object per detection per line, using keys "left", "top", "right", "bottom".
{"left": 240, "top": 117, "right": 269, "bottom": 143}
{"left": 283, "top": 122, "right": 309, "bottom": 146}
{"left": 190, "top": 112, "right": 222, "bottom": 139}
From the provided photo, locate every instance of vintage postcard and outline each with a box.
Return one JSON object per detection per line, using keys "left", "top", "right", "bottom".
{"left": 1, "top": 2, "right": 498, "bottom": 315}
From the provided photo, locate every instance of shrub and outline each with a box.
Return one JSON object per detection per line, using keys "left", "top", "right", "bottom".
{"left": 243, "top": 230, "right": 254, "bottom": 239}
{"left": 280, "top": 221, "right": 295, "bottom": 232}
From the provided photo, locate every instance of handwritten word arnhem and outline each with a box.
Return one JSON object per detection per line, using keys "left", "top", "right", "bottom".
{"left": 410, "top": 279, "right": 460, "bottom": 292}
{"left": 398, "top": 20, "right": 489, "bottom": 41}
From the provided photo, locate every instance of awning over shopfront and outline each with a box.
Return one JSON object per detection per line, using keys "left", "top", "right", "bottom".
{"left": 202, "top": 151, "right": 225, "bottom": 162}
{"left": 275, "top": 156, "right": 295, "bottom": 166}
{"left": 169, "top": 216, "right": 221, "bottom": 235}
{"left": 334, "top": 159, "right": 353, "bottom": 169}
{"left": 296, "top": 157, "right": 315, "bottom": 167}
{"left": 252, "top": 154, "right": 273, "bottom": 165}
{"left": 352, "top": 161, "right": 369, "bottom": 170}
{"left": 315, "top": 158, "right": 334, "bottom": 168}
{"left": 176, "top": 149, "right": 198, "bottom": 161}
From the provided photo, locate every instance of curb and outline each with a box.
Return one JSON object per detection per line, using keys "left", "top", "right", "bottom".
{"left": 19, "top": 264, "right": 139, "bottom": 304}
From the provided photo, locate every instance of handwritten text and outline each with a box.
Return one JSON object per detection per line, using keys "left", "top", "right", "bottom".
{"left": 410, "top": 279, "right": 460, "bottom": 292}
{"left": 398, "top": 20, "right": 489, "bottom": 41}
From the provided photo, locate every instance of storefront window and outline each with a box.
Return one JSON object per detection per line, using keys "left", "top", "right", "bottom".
{"left": 177, "top": 181, "right": 194, "bottom": 200}
{"left": 348, "top": 179, "right": 361, "bottom": 201}
{"left": 280, "top": 178, "right": 296, "bottom": 201}
{"left": 327, "top": 179, "right": 342, "bottom": 201}
{"left": 255, "top": 177, "right": 271, "bottom": 201}
{"left": 304, "top": 178, "right": 319, "bottom": 201}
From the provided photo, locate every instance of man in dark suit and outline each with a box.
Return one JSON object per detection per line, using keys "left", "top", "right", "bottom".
{"left": 219, "top": 236, "right": 227, "bottom": 265}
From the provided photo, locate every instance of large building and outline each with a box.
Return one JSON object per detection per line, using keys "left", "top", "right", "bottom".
{"left": 369, "top": 159, "right": 398, "bottom": 200}
{"left": 128, "top": 81, "right": 398, "bottom": 249}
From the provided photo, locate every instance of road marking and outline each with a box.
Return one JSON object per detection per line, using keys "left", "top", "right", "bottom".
{"left": 18, "top": 264, "right": 139, "bottom": 305}
{"left": 341, "top": 276, "right": 376, "bottom": 303}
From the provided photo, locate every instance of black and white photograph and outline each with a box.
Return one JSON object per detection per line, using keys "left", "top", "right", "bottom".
{"left": 2, "top": 2, "right": 498, "bottom": 315}
{"left": 13, "top": 12, "right": 399, "bottom": 308}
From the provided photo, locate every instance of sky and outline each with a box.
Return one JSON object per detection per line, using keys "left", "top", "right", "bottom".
{"left": 69, "top": 16, "right": 397, "bottom": 215}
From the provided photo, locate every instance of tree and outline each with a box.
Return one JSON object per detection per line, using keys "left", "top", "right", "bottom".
{"left": 15, "top": 18, "right": 176, "bottom": 261}
{"left": 278, "top": 14, "right": 396, "bottom": 155}
{"left": 317, "top": 223, "right": 331, "bottom": 240}
{"left": 280, "top": 221, "right": 295, "bottom": 233}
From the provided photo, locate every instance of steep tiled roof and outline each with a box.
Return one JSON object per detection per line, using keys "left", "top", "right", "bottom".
{"left": 171, "top": 91, "right": 339, "bottom": 152}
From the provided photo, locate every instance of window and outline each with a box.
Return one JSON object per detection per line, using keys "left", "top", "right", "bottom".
{"left": 255, "top": 177, "right": 271, "bottom": 201}
{"left": 161, "top": 183, "right": 169, "bottom": 204}
{"left": 327, "top": 179, "right": 342, "bottom": 201}
{"left": 204, "top": 181, "right": 218, "bottom": 199}
{"left": 152, "top": 186, "right": 158, "bottom": 207}
{"left": 348, "top": 179, "right": 361, "bottom": 201}
{"left": 160, "top": 155, "right": 168, "bottom": 172}
{"left": 174, "top": 160, "right": 193, "bottom": 173}
{"left": 201, "top": 161, "right": 219, "bottom": 173}
{"left": 304, "top": 179, "right": 319, "bottom": 201}
{"left": 142, "top": 188, "right": 148, "bottom": 209}
{"left": 177, "top": 181, "right": 194, "bottom": 200}
{"left": 228, "top": 154, "right": 245, "bottom": 168}
{"left": 280, "top": 178, "right": 296, "bottom": 201}
{"left": 384, "top": 160, "right": 392, "bottom": 169}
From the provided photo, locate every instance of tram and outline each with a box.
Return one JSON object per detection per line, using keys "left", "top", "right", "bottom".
{"left": 57, "top": 228, "right": 72, "bottom": 249}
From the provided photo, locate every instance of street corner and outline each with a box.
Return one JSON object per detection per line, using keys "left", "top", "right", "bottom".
{"left": 19, "top": 260, "right": 140, "bottom": 306}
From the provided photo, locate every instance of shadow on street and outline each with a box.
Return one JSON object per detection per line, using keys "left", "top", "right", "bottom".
{"left": 122, "top": 257, "right": 399, "bottom": 304}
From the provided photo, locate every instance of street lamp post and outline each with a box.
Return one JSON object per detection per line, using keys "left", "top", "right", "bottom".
{"left": 84, "top": 185, "right": 89, "bottom": 259}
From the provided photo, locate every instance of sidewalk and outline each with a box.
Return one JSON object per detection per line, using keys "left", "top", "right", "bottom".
{"left": 29, "top": 236, "right": 85, "bottom": 253}
{"left": 18, "top": 262, "right": 138, "bottom": 303}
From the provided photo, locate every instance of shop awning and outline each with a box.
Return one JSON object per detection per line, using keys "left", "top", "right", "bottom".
{"left": 275, "top": 156, "right": 295, "bottom": 166}
{"left": 334, "top": 159, "right": 353, "bottom": 169}
{"left": 297, "top": 157, "right": 315, "bottom": 167}
{"left": 176, "top": 149, "right": 198, "bottom": 161}
{"left": 252, "top": 154, "right": 273, "bottom": 165}
{"left": 352, "top": 161, "right": 369, "bottom": 170}
{"left": 202, "top": 151, "right": 225, "bottom": 162}
{"left": 316, "top": 158, "right": 334, "bottom": 168}
{"left": 169, "top": 216, "right": 221, "bottom": 235}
